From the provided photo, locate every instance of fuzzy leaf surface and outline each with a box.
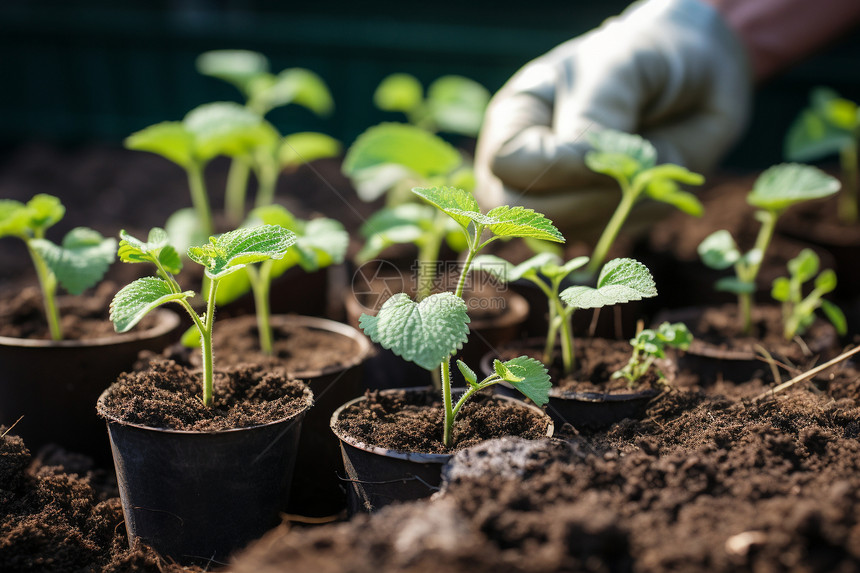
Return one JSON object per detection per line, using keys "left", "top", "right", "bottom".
{"left": 30, "top": 228, "right": 116, "bottom": 295}
{"left": 484, "top": 206, "right": 565, "bottom": 242}
{"left": 495, "top": 356, "right": 551, "bottom": 406}
{"left": 411, "top": 186, "right": 482, "bottom": 229}
{"left": 187, "top": 225, "right": 296, "bottom": 280}
{"left": 747, "top": 163, "right": 840, "bottom": 212}
{"left": 110, "top": 277, "right": 192, "bottom": 333}
{"left": 118, "top": 228, "right": 182, "bottom": 274}
{"left": 560, "top": 258, "right": 656, "bottom": 309}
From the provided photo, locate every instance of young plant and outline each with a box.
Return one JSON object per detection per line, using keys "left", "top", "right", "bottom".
{"left": 785, "top": 88, "right": 860, "bottom": 223}
{"left": 470, "top": 254, "right": 657, "bottom": 377}
{"left": 359, "top": 186, "right": 564, "bottom": 447}
{"left": 0, "top": 194, "right": 115, "bottom": 340}
{"left": 210, "top": 205, "right": 348, "bottom": 355}
{"left": 374, "top": 73, "right": 490, "bottom": 137}
{"left": 771, "top": 248, "right": 847, "bottom": 341}
{"left": 196, "top": 49, "right": 336, "bottom": 222}
{"left": 584, "top": 129, "right": 705, "bottom": 276}
{"left": 698, "top": 163, "right": 841, "bottom": 335}
{"left": 612, "top": 322, "right": 692, "bottom": 388}
{"left": 110, "top": 225, "right": 295, "bottom": 407}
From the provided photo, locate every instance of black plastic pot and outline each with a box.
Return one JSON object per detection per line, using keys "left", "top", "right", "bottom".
{"left": 97, "top": 384, "right": 313, "bottom": 565}
{"left": 0, "top": 308, "right": 179, "bottom": 463}
{"left": 330, "top": 388, "right": 554, "bottom": 514}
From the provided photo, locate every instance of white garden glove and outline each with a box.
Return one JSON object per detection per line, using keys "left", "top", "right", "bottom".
{"left": 475, "top": 0, "right": 752, "bottom": 239}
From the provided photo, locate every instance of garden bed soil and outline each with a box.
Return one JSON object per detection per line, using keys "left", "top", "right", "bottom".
{"left": 333, "top": 389, "right": 551, "bottom": 454}
{"left": 97, "top": 359, "right": 308, "bottom": 431}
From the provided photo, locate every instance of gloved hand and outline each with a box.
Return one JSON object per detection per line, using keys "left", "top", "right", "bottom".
{"left": 475, "top": 0, "right": 752, "bottom": 239}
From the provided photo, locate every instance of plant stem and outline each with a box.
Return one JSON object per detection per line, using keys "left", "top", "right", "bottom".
{"left": 248, "top": 264, "right": 274, "bottom": 355}
{"left": 557, "top": 305, "right": 574, "bottom": 376}
{"left": 416, "top": 213, "right": 446, "bottom": 301}
{"left": 26, "top": 243, "right": 62, "bottom": 341}
{"left": 187, "top": 162, "right": 215, "bottom": 238}
{"left": 254, "top": 162, "right": 279, "bottom": 209}
{"left": 201, "top": 277, "right": 219, "bottom": 408}
{"left": 543, "top": 309, "right": 559, "bottom": 365}
{"left": 740, "top": 210, "right": 777, "bottom": 335}
{"left": 587, "top": 186, "right": 638, "bottom": 276}
{"left": 838, "top": 142, "right": 858, "bottom": 224}
{"left": 441, "top": 360, "right": 454, "bottom": 447}
{"left": 225, "top": 158, "right": 252, "bottom": 224}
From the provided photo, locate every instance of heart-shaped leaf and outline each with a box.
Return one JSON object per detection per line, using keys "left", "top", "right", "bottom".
{"left": 30, "top": 228, "right": 116, "bottom": 295}
{"left": 747, "top": 163, "right": 840, "bottom": 212}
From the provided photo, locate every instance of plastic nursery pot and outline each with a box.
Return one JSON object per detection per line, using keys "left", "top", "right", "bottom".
{"left": 479, "top": 340, "right": 661, "bottom": 430}
{"left": 330, "top": 388, "right": 554, "bottom": 514}
{"left": 655, "top": 306, "right": 840, "bottom": 386}
{"left": 219, "top": 265, "right": 330, "bottom": 320}
{"left": 97, "top": 383, "right": 313, "bottom": 565}
{"left": 0, "top": 308, "right": 179, "bottom": 464}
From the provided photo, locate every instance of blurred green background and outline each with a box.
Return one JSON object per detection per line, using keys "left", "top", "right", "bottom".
{"left": 1, "top": 1, "right": 859, "bottom": 170}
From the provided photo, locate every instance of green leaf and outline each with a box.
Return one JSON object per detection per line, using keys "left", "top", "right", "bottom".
{"left": 183, "top": 102, "right": 271, "bottom": 162}
{"left": 644, "top": 179, "right": 704, "bottom": 217}
{"left": 715, "top": 277, "right": 756, "bottom": 294}
{"left": 698, "top": 230, "right": 740, "bottom": 270}
{"left": 426, "top": 75, "right": 490, "bottom": 137}
{"left": 495, "top": 356, "right": 551, "bottom": 406}
{"left": 213, "top": 267, "right": 253, "bottom": 306}
{"left": 788, "top": 248, "right": 819, "bottom": 283}
{"left": 374, "top": 73, "right": 423, "bottom": 114}
{"left": 196, "top": 49, "right": 269, "bottom": 96}
{"left": 0, "top": 199, "right": 31, "bottom": 238}
{"left": 820, "top": 299, "right": 847, "bottom": 336}
{"left": 771, "top": 277, "right": 791, "bottom": 302}
{"left": 125, "top": 122, "right": 196, "bottom": 169}
{"left": 560, "top": 258, "right": 656, "bottom": 309}
{"left": 187, "top": 225, "right": 297, "bottom": 280}
{"left": 457, "top": 359, "right": 478, "bottom": 387}
{"left": 253, "top": 68, "right": 334, "bottom": 116}
{"left": 279, "top": 132, "right": 341, "bottom": 169}
{"left": 585, "top": 152, "right": 642, "bottom": 182}
{"left": 27, "top": 194, "right": 65, "bottom": 232}
{"left": 342, "top": 123, "right": 461, "bottom": 183}
{"left": 484, "top": 206, "right": 565, "bottom": 243}
{"left": 657, "top": 321, "right": 693, "bottom": 350}
{"left": 118, "top": 228, "right": 182, "bottom": 274}
{"left": 411, "top": 186, "right": 482, "bottom": 230}
{"left": 30, "top": 228, "right": 116, "bottom": 295}
{"left": 814, "top": 268, "right": 838, "bottom": 293}
{"left": 358, "top": 292, "right": 470, "bottom": 370}
{"left": 165, "top": 208, "right": 208, "bottom": 259}
{"left": 470, "top": 252, "right": 565, "bottom": 284}
{"left": 747, "top": 164, "right": 841, "bottom": 212}
{"left": 110, "top": 277, "right": 193, "bottom": 333}
{"left": 180, "top": 325, "right": 201, "bottom": 348}
{"left": 785, "top": 109, "right": 854, "bottom": 162}
{"left": 585, "top": 130, "right": 657, "bottom": 181}
{"left": 360, "top": 203, "right": 435, "bottom": 239}
{"left": 493, "top": 359, "right": 524, "bottom": 382}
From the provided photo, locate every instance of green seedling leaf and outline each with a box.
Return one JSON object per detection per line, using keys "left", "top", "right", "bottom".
{"left": 820, "top": 299, "right": 847, "bottom": 335}
{"left": 457, "top": 359, "right": 478, "bottom": 387}
{"left": 771, "top": 277, "right": 791, "bottom": 302}
{"left": 249, "top": 205, "right": 347, "bottom": 274}
{"left": 358, "top": 292, "right": 470, "bottom": 370}
{"left": 698, "top": 230, "right": 741, "bottom": 270}
{"left": 426, "top": 75, "right": 490, "bottom": 136}
{"left": 715, "top": 277, "right": 755, "bottom": 294}
{"left": 0, "top": 200, "right": 32, "bottom": 238}
{"left": 110, "top": 277, "right": 192, "bottom": 333}
{"left": 118, "top": 227, "right": 182, "bottom": 274}
{"left": 411, "top": 186, "right": 481, "bottom": 229}
{"left": 493, "top": 359, "right": 524, "bottom": 382}
{"left": 375, "top": 73, "right": 423, "bottom": 114}
{"left": 495, "top": 356, "right": 551, "bottom": 406}
{"left": 560, "top": 258, "right": 656, "bottom": 309}
{"left": 165, "top": 208, "right": 208, "bottom": 259}
{"left": 27, "top": 194, "right": 66, "bottom": 232}
{"left": 815, "top": 268, "right": 838, "bottom": 293}
{"left": 484, "top": 206, "right": 565, "bottom": 242}
{"left": 254, "top": 68, "right": 334, "bottom": 116}
{"left": 788, "top": 248, "right": 819, "bottom": 283}
{"left": 586, "top": 130, "right": 657, "bottom": 180}
{"left": 181, "top": 325, "right": 201, "bottom": 348}
{"left": 470, "top": 252, "right": 566, "bottom": 284}
{"left": 279, "top": 132, "right": 341, "bottom": 169}
{"left": 786, "top": 88, "right": 858, "bottom": 161}
{"left": 30, "top": 227, "right": 116, "bottom": 295}
{"left": 747, "top": 163, "right": 841, "bottom": 212}
{"left": 196, "top": 49, "right": 269, "bottom": 96}
{"left": 183, "top": 102, "right": 271, "bottom": 162}
{"left": 125, "top": 122, "right": 196, "bottom": 168}
{"left": 187, "top": 224, "right": 296, "bottom": 279}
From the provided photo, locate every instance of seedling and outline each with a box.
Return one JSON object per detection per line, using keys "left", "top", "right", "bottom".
{"left": 374, "top": 73, "right": 490, "bottom": 137}
{"left": 211, "top": 205, "right": 348, "bottom": 354}
{"left": 771, "top": 248, "right": 846, "bottom": 341}
{"left": 197, "top": 50, "right": 336, "bottom": 222}
{"left": 470, "top": 254, "right": 656, "bottom": 376}
{"left": 698, "top": 163, "right": 840, "bottom": 335}
{"left": 0, "top": 194, "right": 115, "bottom": 340}
{"left": 613, "top": 322, "right": 692, "bottom": 388}
{"left": 110, "top": 225, "right": 295, "bottom": 407}
{"left": 785, "top": 88, "right": 860, "bottom": 223}
{"left": 584, "top": 129, "right": 705, "bottom": 276}
{"left": 359, "top": 186, "right": 564, "bottom": 447}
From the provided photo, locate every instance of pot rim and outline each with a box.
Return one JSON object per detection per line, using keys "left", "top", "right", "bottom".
{"left": 329, "top": 387, "right": 554, "bottom": 463}
{"left": 0, "top": 307, "right": 180, "bottom": 349}
{"left": 96, "top": 375, "right": 314, "bottom": 436}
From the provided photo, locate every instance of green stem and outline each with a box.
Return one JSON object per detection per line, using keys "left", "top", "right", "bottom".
{"left": 254, "top": 162, "right": 279, "bottom": 209}
{"left": 416, "top": 215, "right": 445, "bottom": 300}
{"left": 225, "top": 158, "right": 252, "bottom": 224}
{"left": 839, "top": 142, "right": 858, "bottom": 224}
{"left": 187, "top": 162, "right": 215, "bottom": 238}
{"left": 248, "top": 264, "right": 274, "bottom": 355}
{"left": 441, "top": 360, "right": 454, "bottom": 447}
{"left": 454, "top": 247, "right": 477, "bottom": 299}
{"left": 557, "top": 305, "right": 574, "bottom": 375}
{"left": 26, "top": 243, "right": 62, "bottom": 341}
{"left": 740, "top": 210, "right": 777, "bottom": 335}
{"left": 543, "top": 309, "right": 559, "bottom": 365}
{"left": 587, "top": 186, "right": 639, "bottom": 276}
{"left": 201, "top": 277, "right": 218, "bottom": 408}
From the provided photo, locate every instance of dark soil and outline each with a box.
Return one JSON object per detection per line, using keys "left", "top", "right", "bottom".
{"left": 0, "top": 429, "right": 198, "bottom": 573}
{"left": 97, "top": 359, "right": 310, "bottom": 431}
{"left": 778, "top": 194, "right": 860, "bottom": 247}
{"left": 166, "top": 315, "right": 361, "bottom": 373}
{"left": 333, "top": 389, "right": 551, "bottom": 454}
{"left": 0, "top": 283, "right": 158, "bottom": 341}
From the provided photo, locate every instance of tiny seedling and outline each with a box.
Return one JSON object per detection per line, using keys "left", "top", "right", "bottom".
{"left": 210, "top": 204, "right": 348, "bottom": 355}
{"left": 470, "top": 253, "right": 657, "bottom": 377}
{"left": 359, "top": 186, "right": 564, "bottom": 447}
{"left": 0, "top": 194, "right": 115, "bottom": 340}
{"left": 374, "top": 73, "right": 490, "bottom": 137}
{"left": 197, "top": 49, "right": 336, "bottom": 222}
{"left": 584, "top": 129, "right": 705, "bottom": 275}
{"left": 785, "top": 87, "right": 860, "bottom": 223}
{"left": 110, "top": 225, "right": 295, "bottom": 407}
{"left": 771, "top": 248, "right": 846, "bottom": 341}
{"left": 613, "top": 322, "right": 692, "bottom": 388}
{"left": 698, "top": 163, "right": 840, "bottom": 335}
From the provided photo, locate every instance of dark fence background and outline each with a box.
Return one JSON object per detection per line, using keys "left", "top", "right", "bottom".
{"left": 2, "top": 0, "right": 859, "bottom": 170}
